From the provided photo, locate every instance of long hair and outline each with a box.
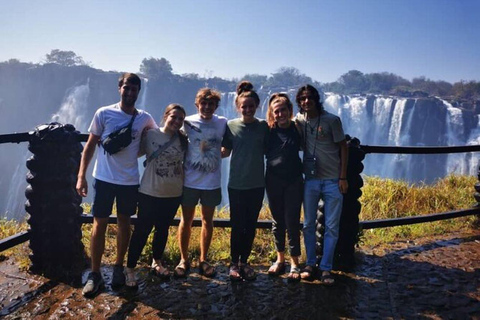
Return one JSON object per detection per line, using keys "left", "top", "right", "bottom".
{"left": 266, "top": 93, "right": 293, "bottom": 128}
{"left": 295, "top": 84, "right": 323, "bottom": 114}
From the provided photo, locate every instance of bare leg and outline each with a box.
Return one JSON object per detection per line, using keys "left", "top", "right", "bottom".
{"left": 178, "top": 205, "right": 195, "bottom": 262}
{"left": 290, "top": 255, "right": 300, "bottom": 268}
{"left": 90, "top": 217, "right": 108, "bottom": 272}
{"left": 276, "top": 251, "right": 285, "bottom": 264}
{"left": 200, "top": 205, "right": 215, "bottom": 262}
{"left": 115, "top": 214, "right": 131, "bottom": 266}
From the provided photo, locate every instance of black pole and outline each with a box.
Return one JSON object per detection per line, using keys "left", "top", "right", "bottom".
{"left": 25, "top": 122, "right": 85, "bottom": 279}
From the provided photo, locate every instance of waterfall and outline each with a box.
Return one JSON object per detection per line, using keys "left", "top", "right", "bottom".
{"left": 442, "top": 99, "right": 467, "bottom": 174}
{"left": 388, "top": 99, "right": 407, "bottom": 145}
{"left": 466, "top": 115, "right": 480, "bottom": 175}
{"left": 136, "top": 78, "right": 149, "bottom": 111}
{"left": 3, "top": 82, "right": 91, "bottom": 220}
{"left": 51, "top": 80, "right": 90, "bottom": 132}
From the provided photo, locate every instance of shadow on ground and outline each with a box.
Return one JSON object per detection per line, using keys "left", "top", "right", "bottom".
{"left": 1, "top": 230, "right": 479, "bottom": 319}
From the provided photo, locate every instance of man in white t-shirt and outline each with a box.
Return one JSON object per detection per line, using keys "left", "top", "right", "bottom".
{"left": 76, "top": 73, "right": 155, "bottom": 297}
{"left": 175, "top": 88, "right": 227, "bottom": 278}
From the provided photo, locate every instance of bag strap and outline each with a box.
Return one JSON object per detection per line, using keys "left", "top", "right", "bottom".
{"left": 127, "top": 109, "right": 137, "bottom": 128}
{"left": 143, "top": 133, "right": 178, "bottom": 167}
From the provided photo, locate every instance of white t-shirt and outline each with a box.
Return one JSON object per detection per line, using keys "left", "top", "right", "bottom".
{"left": 139, "top": 128, "right": 185, "bottom": 198}
{"left": 183, "top": 113, "right": 227, "bottom": 190}
{"left": 88, "top": 103, "right": 156, "bottom": 185}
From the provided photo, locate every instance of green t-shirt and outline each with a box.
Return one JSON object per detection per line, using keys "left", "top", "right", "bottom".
{"left": 295, "top": 111, "right": 346, "bottom": 179}
{"left": 222, "top": 118, "right": 269, "bottom": 189}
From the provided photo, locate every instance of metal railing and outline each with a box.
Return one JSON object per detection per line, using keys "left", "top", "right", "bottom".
{"left": 1, "top": 131, "right": 480, "bottom": 253}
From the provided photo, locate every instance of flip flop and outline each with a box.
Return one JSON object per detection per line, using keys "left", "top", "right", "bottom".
{"left": 125, "top": 267, "right": 138, "bottom": 289}
{"left": 287, "top": 266, "right": 301, "bottom": 283}
{"left": 321, "top": 271, "right": 335, "bottom": 286}
{"left": 240, "top": 264, "right": 256, "bottom": 281}
{"left": 267, "top": 261, "right": 286, "bottom": 276}
{"left": 300, "top": 265, "right": 316, "bottom": 281}
{"left": 151, "top": 261, "right": 170, "bottom": 280}
{"left": 198, "top": 261, "right": 216, "bottom": 278}
{"left": 173, "top": 260, "right": 190, "bottom": 278}
{"left": 229, "top": 264, "right": 242, "bottom": 282}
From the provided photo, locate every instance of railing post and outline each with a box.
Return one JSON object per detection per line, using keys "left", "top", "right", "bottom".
{"left": 335, "top": 136, "right": 365, "bottom": 270}
{"left": 315, "top": 135, "right": 365, "bottom": 270}
{"left": 25, "top": 123, "right": 85, "bottom": 278}
{"left": 475, "top": 160, "right": 480, "bottom": 225}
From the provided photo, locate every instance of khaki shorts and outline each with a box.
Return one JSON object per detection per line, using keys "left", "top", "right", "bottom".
{"left": 181, "top": 187, "right": 222, "bottom": 207}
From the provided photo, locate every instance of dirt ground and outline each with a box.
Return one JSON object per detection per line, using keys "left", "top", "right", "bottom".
{"left": 0, "top": 230, "right": 479, "bottom": 319}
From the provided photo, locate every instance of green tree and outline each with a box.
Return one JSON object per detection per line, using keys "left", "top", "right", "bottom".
{"left": 139, "top": 57, "right": 173, "bottom": 79}
{"left": 265, "top": 67, "right": 313, "bottom": 88}
{"left": 44, "top": 49, "right": 87, "bottom": 67}
{"left": 241, "top": 74, "right": 268, "bottom": 89}
{"left": 338, "top": 70, "right": 369, "bottom": 94}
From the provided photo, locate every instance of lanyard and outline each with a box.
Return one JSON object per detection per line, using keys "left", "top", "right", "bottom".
{"left": 304, "top": 115, "right": 319, "bottom": 157}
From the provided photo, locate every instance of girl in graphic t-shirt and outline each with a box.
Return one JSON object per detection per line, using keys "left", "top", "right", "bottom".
{"left": 222, "top": 81, "right": 269, "bottom": 281}
{"left": 125, "top": 104, "right": 187, "bottom": 288}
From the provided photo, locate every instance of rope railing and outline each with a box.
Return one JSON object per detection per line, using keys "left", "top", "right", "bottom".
{"left": 3, "top": 131, "right": 480, "bottom": 154}
{"left": 3, "top": 207, "right": 479, "bottom": 253}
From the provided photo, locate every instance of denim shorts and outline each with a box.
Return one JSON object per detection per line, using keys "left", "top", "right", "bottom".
{"left": 181, "top": 186, "right": 221, "bottom": 208}
{"left": 92, "top": 179, "right": 139, "bottom": 218}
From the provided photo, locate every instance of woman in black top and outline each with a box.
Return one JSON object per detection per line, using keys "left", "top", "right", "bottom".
{"left": 265, "top": 93, "right": 303, "bottom": 281}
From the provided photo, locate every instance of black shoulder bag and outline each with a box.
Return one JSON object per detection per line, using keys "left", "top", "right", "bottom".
{"left": 101, "top": 110, "right": 137, "bottom": 155}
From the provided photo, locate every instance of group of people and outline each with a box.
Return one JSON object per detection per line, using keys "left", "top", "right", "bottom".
{"left": 76, "top": 72, "right": 348, "bottom": 297}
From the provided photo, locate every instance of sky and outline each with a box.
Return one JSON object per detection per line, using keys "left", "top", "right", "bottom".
{"left": 1, "top": 0, "right": 479, "bottom": 83}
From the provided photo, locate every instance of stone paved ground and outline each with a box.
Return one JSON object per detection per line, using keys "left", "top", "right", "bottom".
{"left": 0, "top": 230, "right": 479, "bottom": 319}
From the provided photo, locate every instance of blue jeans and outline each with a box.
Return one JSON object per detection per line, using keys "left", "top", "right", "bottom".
{"left": 303, "top": 178, "right": 343, "bottom": 271}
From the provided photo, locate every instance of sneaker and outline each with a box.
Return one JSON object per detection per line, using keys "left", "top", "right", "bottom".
{"left": 111, "top": 265, "right": 126, "bottom": 288}
{"left": 82, "top": 271, "right": 104, "bottom": 297}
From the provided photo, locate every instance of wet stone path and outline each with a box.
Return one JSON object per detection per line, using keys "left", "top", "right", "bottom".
{"left": 0, "top": 230, "right": 479, "bottom": 319}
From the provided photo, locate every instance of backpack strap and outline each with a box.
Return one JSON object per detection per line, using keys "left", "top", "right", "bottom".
{"left": 143, "top": 133, "right": 178, "bottom": 167}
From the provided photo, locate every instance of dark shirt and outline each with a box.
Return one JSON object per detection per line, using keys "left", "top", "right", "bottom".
{"left": 266, "top": 122, "right": 302, "bottom": 183}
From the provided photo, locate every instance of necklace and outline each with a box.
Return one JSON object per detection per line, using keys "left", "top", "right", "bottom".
{"left": 307, "top": 117, "right": 319, "bottom": 134}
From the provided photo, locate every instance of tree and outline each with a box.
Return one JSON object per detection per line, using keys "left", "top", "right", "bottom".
{"left": 265, "top": 67, "right": 313, "bottom": 88}
{"left": 338, "top": 70, "right": 369, "bottom": 94}
{"left": 44, "top": 49, "right": 87, "bottom": 67}
{"left": 241, "top": 74, "right": 268, "bottom": 89}
{"left": 139, "top": 57, "right": 173, "bottom": 79}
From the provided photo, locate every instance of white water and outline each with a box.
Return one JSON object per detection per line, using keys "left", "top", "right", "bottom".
{"left": 3, "top": 82, "right": 91, "bottom": 220}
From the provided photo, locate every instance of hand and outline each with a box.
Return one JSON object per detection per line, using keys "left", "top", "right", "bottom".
{"left": 339, "top": 179, "right": 348, "bottom": 194}
{"left": 76, "top": 177, "right": 88, "bottom": 197}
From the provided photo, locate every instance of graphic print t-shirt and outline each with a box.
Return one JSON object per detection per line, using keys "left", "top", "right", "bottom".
{"left": 139, "top": 128, "right": 185, "bottom": 198}
{"left": 182, "top": 114, "right": 227, "bottom": 190}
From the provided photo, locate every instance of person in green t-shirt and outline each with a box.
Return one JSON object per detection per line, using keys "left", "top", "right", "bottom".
{"left": 222, "top": 81, "right": 269, "bottom": 281}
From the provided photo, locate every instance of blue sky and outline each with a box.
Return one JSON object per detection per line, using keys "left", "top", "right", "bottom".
{"left": 1, "top": 0, "right": 479, "bottom": 83}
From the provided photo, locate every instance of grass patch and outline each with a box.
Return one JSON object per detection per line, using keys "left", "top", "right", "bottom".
{"left": 359, "top": 174, "right": 478, "bottom": 246}
{"left": 2, "top": 174, "right": 479, "bottom": 268}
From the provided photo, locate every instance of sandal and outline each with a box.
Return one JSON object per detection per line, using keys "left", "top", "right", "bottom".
{"left": 240, "top": 263, "right": 256, "bottom": 281}
{"left": 321, "top": 271, "right": 335, "bottom": 286}
{"left": 173, "top": 260, "right": 190, "bottom": 278}
{"left": 267, "top": 261, "right": 286, "bottom": 276}
{"left": 287, "top": 266, "right": 301, "bottom": 283}
{"left": 199, "top": 261, "right": 216, "bottom": 278}
{"left": 229, "top": 264, "right": 242, "bottom": 282}
{"left": 300, "top": 265, "right": 316, "bottom": 281}
{"left": 125, "top": 267, "right": 138, "bottom": 289}
{"left": 151, "top": 261, "right": 170, "bottom": 280}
